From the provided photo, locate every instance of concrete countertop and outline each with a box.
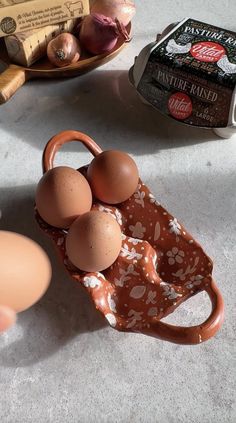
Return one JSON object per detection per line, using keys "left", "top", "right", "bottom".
{"left": 0, "top": 1, "right": 235, "bottom": 422}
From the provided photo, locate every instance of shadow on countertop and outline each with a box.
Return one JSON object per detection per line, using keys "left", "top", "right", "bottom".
{"left": 0, "top": 69, "right": 218, "bottom": 153}
{"left": 0, "top": 184, "right": 106, "bottom": 368}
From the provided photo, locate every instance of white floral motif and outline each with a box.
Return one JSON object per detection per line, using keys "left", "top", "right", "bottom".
{"left": 146, "top": 290, "right": 157, "bottom": 305}
{"left": 134, "top": 185, "right": 145, "bottom": 208}
{"left": 130, "top": 285, "right": 146, "bottom": 299}
{"left": 149, "top": 193, "right": 160, "bottom": 206}
{"left": 147, "top": 307, "right": 158, "bottom": 317}
{"left": 128, "top": 237, "right": 143, "bottom": 245}
{"left": 98, "top": 205, "right": 123, "bottom": 226}
{"left": 83, "top": 276, "right": 101, "bottom": 288}
{"left": 107, "top": 293, "right": 117, "bottom": 312}
{"left": 162, "top": 284, "right": 182, "bottom": 300}
{"left": 185, "top": 275, "right": 204, "bottom": 289}
{"left": 114, "top": 264, "right": 139, "bottom": 287}
{"left": 129, "top": 222, "right": 146, "bottom": 239}
{"left": 172, "top": 257, "right": 200, "bottom": 281}
{"left": 120, "top": 244, "right": 143, "bottom": 261}
{"left": 114, "top": 209, "right": 123, "bottom": 226}
{"left": 152, "top": 253, "right": 157, "bottom": 270}
{"left": 126, "top": 309, "right": 143, "bottom": 328}
{"left": 105, "top": 313, "right": 117, "bottom": 327}
{"left": 83, "top": 273, "right": 105, "bottom": 288}
{"left": 98, "top": 204, "right": 113, "bottom": 214}
{"left": 154, "top": 221, "right": 161, "bottom": 241}
{"left": 169, "top": 218, "right": 181, "bottom": 236}
{"left": 167, "top": 247, "right": 185, "bottom": 265}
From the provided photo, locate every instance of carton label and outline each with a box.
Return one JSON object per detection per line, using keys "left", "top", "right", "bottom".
{"left": 190, "top": 41, "right": 226, "bottom": 62}
{"left": 168, "top": 92, "right": 192, "bottom": 120}
{"left": 0, "top": 0, "right": 89, "bottom": 37}
{"left": 137, "top": 18, "right": 236, "bottom": 128}
{"left": 0, "top": 16, "right": 16, "bottom": 34}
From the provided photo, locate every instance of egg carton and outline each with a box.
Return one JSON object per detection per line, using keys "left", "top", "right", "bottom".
{"left": 35, "top": 130, "right": 224, "bottom": 345}
{"left": 129, "top": 18, "right": 236, "bottom": 139}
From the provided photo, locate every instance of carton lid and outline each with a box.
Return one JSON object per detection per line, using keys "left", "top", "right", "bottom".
{"left": 151, "top": 18, "right": 236, "bottom": 90}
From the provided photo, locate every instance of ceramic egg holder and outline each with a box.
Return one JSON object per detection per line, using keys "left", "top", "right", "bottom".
{"left": 35, "top": 131, "right": 224, "bottom": 345}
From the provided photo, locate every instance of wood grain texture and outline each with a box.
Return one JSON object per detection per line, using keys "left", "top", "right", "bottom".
{"left": 0, "top": 65, "right": 26, "bottom": 104}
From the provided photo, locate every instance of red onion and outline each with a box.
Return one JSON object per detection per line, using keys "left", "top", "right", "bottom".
{"left": 91, "top": 0, "right": 136, "bottom": 26}
{"left": 79, "top": 13, "right": 129, "bottom": 55}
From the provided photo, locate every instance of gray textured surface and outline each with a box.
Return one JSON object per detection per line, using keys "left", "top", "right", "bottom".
{"left": 0, "top": 1, "right": 236, "bottom": 422}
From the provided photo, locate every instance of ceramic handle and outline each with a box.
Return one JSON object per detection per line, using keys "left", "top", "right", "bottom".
{"left": 0, "top": 65, "right": 26, "bottom": 105}
{"left": 42, "top": 130, "right": 103, "bottom": 173}
{"left": 147, "top": 280, "right": 224, "bottom": 344}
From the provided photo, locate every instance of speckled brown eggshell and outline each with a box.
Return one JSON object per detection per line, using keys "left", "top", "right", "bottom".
{"left": 0, "top": 231, "right": 52, "bottom": 313}
{"left": 66, "top": 210, "right": 122, "bottom": 272}
{"left": 36, "top": 166, "right": 92, "bottom": 228}
{"left": 87, "top": 150, "right": 139, "bottom": 204}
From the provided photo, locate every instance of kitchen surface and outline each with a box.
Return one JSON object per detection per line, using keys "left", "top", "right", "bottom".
{"left": 0, "top": 1, "right": 236, "bottom": 422}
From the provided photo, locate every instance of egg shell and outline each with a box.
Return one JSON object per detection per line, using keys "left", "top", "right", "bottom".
{"left": 87, "top": 150, "right": 139, "bottom": 204}
{"left": 66, "top": 210, "right": 122, "bottom": 272}
{"left": 0, "top": 305, "right": 16, "bottom": 332}
{"left": 36, "top": 166, "right": 92, "bottom": 228}
{"left": 0, "top": 231, "right": 52, "bottom": 312}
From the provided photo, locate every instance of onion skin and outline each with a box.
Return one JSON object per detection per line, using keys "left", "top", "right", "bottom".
{"left": 47, "top": 33, "right": 81, "bottom": 68}
{"left": 79, "top": 13, "right": 120, "bottom": 55}
{"left": 90, "top": 0, "right": 136, "bottom": 26}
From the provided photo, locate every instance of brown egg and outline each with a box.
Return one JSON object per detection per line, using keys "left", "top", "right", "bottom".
{"left": 36, "top": 166, "right": 92, "bottom": 228}
{"left": 0, "top": 231, "right": 51, "bottom": 312}
{"left": 66, "top": 210, "right": 122, "bottom": 272}
{"left": 0, "top": 305, "right": 16, "bottom": 333}
{"left": 87, "top": 150, "right": 139, "bottom": 204}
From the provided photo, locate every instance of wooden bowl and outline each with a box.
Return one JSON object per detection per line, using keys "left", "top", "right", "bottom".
{"left": 0, "top": 22, "right": 131, "bottom": 104}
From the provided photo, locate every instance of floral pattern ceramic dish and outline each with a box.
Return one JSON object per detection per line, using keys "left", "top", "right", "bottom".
{"left": 35, "top": 130, "right": 224, "bottom": 345}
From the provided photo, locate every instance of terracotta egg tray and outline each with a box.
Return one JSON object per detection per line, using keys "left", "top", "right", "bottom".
{"left": 35, "top": 131, "right": 224, "bottom": 345}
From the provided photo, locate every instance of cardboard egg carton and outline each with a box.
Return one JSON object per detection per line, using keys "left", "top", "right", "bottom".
{"left": 130, "top": 18, "right": 236, "bottom": 133}
{"left": 0, "top": 0, "right": 89, "bottom": 37}
{"left": 5, "top": 19, "right": 75, "bottom": 66}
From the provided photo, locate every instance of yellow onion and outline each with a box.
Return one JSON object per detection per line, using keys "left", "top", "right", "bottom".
{"left": 90, "top": 0, "right": 136, "bottom": 26}
{"left": 47, "top": 33, "right": 81, "bottom": 67}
